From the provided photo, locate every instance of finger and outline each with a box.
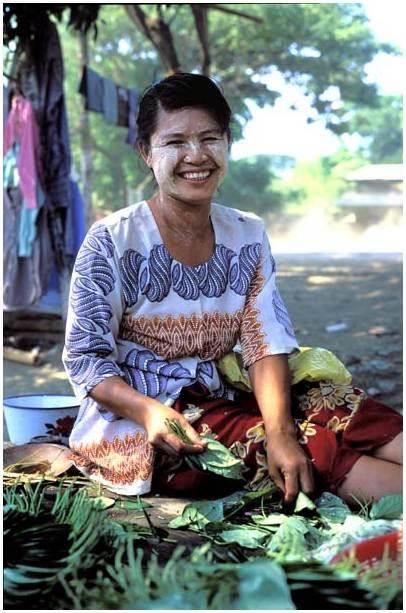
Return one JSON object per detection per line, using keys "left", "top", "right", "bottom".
{"left": 282, "top": 470, "right": 299, "bottom": 504}
{"left": 182, "top": 422, "right": 207, "bottom": 449}
{"left": 299, "top": 461, "right": 315, "bottom": 495}
{"left": 268, "top": 465, "right": 285, "bottom": 494}
{"left": 164, "top": 431, "right": 203, "bottom": 456}
{"left": 156, "top": 437, "right": 179, "bottom": 457}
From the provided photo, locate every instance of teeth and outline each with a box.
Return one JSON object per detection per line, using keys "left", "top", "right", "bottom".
{"left": 181, "top": 171, "right": 211, "bottom": 180}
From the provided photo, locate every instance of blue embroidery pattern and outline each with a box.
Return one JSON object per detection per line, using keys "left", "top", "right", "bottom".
{"left": 230, "top": 243, "right": 261, "bottom": 295}
{"left": 71, "top": 277, "right": 113, "bottom": 335}
{"left": 120, "top": 249, "right": 146, "bottom": 308}
{"left": 120, "top": 348, "right": 192, "bottom": 397}
{"left": 272, "top": 288, "right": 296, "bottom": 338}
{"left": 65, "top": 226, "right": 265, "bottom": 401}
{"left": 74, "top": 249, "right": 115, "bottom": 296}
{"left": 141, "top": 244, "right": 173, "bottom": 302}
{"left": 84, "top": 224, "right": 115, "bottom": 258}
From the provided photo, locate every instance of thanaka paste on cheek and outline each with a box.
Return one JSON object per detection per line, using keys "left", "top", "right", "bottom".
{"left": 149, "top": 136, "right": 228, "bottom": 189}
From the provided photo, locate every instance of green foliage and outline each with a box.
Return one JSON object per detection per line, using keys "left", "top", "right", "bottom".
{"left": 51, "top": 3, "right": 395, "bottom": 216}
{"left": 4, "top": 480, "right": 397, "bottom": 609}
{"left": 276, "top": 150, "right": 364, "bottom": 214}
{"left": 342, "top": 95, "right": 403, "bottom": 163}
{"left": 369, "top": 495, "right": 403, "bottom": 520}
{"left": 315, "top": 491, "right": 352, "bottom": 524}
{"left": 218, "top": 155, "right": 284, "bottom": 215}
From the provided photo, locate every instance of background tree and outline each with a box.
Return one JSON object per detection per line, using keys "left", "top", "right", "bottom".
{"left": 4, "top": 3, "right": 400, "bottom": 218}
{"left": 341, "top": 95, "right": 403, "bottom": 163}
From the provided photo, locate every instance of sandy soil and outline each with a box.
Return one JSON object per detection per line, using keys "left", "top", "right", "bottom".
{"left": 3, "top": 254, "right": 403, "bottom": 420}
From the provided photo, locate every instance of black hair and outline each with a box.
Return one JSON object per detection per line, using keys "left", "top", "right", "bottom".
{"left": 136, "top": 72, "right": 233, "bottom": 151}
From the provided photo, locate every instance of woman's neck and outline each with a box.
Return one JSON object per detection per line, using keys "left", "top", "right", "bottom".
{"left": 149, "top": 193, "right": 212, "bottom": 240}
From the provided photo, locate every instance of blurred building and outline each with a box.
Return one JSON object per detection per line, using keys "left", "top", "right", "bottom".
{"left": 337, "top": 164, "right": 403, "bottom": 225}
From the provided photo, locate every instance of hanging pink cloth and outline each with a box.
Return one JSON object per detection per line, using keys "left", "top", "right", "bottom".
{"left": 3, "top": 94, "right": 41, "bottom": 209}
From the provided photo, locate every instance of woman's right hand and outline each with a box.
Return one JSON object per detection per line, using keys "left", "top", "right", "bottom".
{"left": 139, "top": 399, "right": 207, "bottom": 457}
{"left": 90, "top": 376, "right": 206, "bottom": 457}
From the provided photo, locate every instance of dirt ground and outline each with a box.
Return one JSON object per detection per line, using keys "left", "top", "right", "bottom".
{"left": 3, "top": 254, "right": 403, "bottom": 419}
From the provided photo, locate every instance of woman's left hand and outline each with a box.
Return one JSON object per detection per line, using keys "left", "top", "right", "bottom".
{"left": 266, "top": 430, "right": 314, "bottom": 504}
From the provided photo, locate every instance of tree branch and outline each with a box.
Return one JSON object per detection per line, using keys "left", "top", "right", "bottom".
{"left": 200, "top": 4, "right": 263, "bottom": 23}
{"left": 125, "top": 4, "right": 182, "bottom": 74}
{"left": 191, "top": 5, "right": 211, "bottom": 76}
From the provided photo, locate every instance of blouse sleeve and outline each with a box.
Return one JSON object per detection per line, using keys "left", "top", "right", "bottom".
{"left": 240, "top": 228, "right": 299, "bottom": 368}
{"left": 62, "top": 222, "right": 126, "bottom": 401}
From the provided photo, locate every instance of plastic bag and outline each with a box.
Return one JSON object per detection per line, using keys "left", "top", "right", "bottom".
{"left": 217, "top": 346, "right": 352, "bottom": 390}
{"left": 288, "top": 347, "right": 352, "bottom": 385}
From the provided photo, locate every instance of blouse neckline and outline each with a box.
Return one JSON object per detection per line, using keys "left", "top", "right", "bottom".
{"left": 142, "top": 200, "right": 219, "bottom": 270}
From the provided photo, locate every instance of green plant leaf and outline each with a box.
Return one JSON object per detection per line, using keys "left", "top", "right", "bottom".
{"left": 219, "top": 527, "right": 269, "bottom": 549}
{"left": 294, "top": 491, "right": 316, "bottom": 513}
{"left": 369, "top": 495, "right": 403, "bottom": 520}
{"left": 114, "top": 498, "right": 153, "bottom": 511}
{"left": 315, "top": 492, "right": 351, "bottom": 524}
{"left": 234, "top": 559, "right": 295, "bottom": 609}
{"left": 168, "top": 499, "right": 224, "bottom": 530}
{"left": 252, "top": 513, "right": 288, "bottom": 526}
{"left": 92, "top": 496, "right": 116, "bottom": 509}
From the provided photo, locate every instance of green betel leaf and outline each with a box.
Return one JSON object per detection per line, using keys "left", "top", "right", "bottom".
{"left": 369, "top": 495, "right": 403, "bottom": 520}
{"left": 168, "top": 499, "right": 224, "bottom": 530}
{"left": 252, "top": 513, "right": 288, "bottom": 527}
{"left": 234, "top": 559, "right": 296, "bottom": 610}
{"left": 315, "top": 492, "right": 351, "bottom": 524}
{"left": 186, "top": 437, "right": 246, "bottom": 480}
{"left": 294, "top": 491, "right": 316, "bottom": 513}
{"left": 219, "top": 527, "right": 269, "bottom": 549}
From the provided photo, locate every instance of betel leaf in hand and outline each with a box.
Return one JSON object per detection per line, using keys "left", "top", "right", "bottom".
{"left": 166, "top": 418, "right": 246, "bottom": 480}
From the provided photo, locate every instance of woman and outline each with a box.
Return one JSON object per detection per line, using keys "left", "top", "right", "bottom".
{"left": 63, "top": 73, "right": 402, "bottom": 504}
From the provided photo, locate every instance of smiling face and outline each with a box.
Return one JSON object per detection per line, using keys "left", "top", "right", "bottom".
{"left": 142, "top": 106, "right": 229, "bottom": 207}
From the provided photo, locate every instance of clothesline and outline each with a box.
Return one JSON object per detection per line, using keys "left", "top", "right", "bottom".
{"left": 78, "top": 66, "right": 138, "bottom": 147}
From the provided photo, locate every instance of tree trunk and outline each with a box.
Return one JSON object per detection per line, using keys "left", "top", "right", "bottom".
{"left": 78, "top": 30, "right": 94, "bottom": 226}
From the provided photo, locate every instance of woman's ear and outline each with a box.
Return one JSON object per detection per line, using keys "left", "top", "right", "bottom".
{"left": 139, "top": 144, "right": 152, "bottom": 167}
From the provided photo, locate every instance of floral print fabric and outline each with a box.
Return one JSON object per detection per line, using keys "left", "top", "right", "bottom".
{"left": 63, "top": 201, "right": 298, "bottom": 494}
{"left": 152, "top": 381, "right": 402, "bottom": 497}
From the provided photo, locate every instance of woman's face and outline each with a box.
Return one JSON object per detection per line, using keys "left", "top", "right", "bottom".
{"left": 143, "top": 106, "right": 229, "bottom": 206}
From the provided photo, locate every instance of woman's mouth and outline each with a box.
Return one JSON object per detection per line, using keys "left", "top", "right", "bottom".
{"left": 178, "top": 170, "right": 214, "bottom": 182}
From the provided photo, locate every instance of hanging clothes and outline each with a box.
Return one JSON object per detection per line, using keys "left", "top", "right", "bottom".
{"left": 79, "top": 66, "right": 105, "bottom": 113}
{"left": 5, "top": 16, "right": 77, "bottom": 308}
{"left": 3, "top": 94, "right": 41, "bottom": 210}
{"left": 3, "top": 187, "right": 53, "bottom": 308}
{"left": 126, "top": 89, "right": 138, "bottom": 146}
{"left": 103, "top": 78, "right": 118, "bottom": 124}
{"left": 3, "top": 99, "right": 47, "bottom": 258}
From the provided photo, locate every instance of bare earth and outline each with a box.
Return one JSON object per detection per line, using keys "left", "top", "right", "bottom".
{"left": 3, "top": 254, "right": 403, "bottom": 415}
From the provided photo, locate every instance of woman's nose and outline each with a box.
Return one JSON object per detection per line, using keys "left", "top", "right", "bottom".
{"left": 183, "top": 142, "right": 208, "bottom": 163}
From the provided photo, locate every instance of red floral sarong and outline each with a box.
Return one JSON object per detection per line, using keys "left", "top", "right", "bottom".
{"left": 152, "top": 381, "right": 402, "bottom": 497}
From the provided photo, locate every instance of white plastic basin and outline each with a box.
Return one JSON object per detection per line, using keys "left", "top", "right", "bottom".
{"left": 3, "top": 394, "right": 79, "bottom": 445}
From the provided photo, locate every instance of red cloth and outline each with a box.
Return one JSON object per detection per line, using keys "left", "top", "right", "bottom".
{"left": 152, "top": 381, "right": 402, "bottom": 497}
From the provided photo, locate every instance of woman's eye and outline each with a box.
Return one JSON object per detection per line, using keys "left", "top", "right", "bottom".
{"left": 166, "top": 140, "right": 183, "bottom": 146}
{"left": 203, "top": 137, "right": 219, "bottom": 142}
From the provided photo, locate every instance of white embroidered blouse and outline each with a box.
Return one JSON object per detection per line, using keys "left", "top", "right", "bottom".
{"left": 63, "top": 201, "right": 298, "bottom": 494}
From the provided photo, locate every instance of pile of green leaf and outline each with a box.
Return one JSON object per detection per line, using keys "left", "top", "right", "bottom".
{"left": 3, "top": 479, "right": 402, "bottom": 610}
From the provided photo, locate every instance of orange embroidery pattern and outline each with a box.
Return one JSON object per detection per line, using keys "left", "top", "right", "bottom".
{"left": 120, "top": 311, "right": 242, "bottom": 360}
{"left": 240, "top": 263, "right": 268, "bottom": 367}
{"left": 70, "top": 432, "right": 154, "bottom": 485}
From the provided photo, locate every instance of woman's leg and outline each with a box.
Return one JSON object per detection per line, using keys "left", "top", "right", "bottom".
{"left": 373, "top": 432, "right": 402, "bottom": 465}
{"left": 337, "top": 454, "right": 402, "bottom": 505}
